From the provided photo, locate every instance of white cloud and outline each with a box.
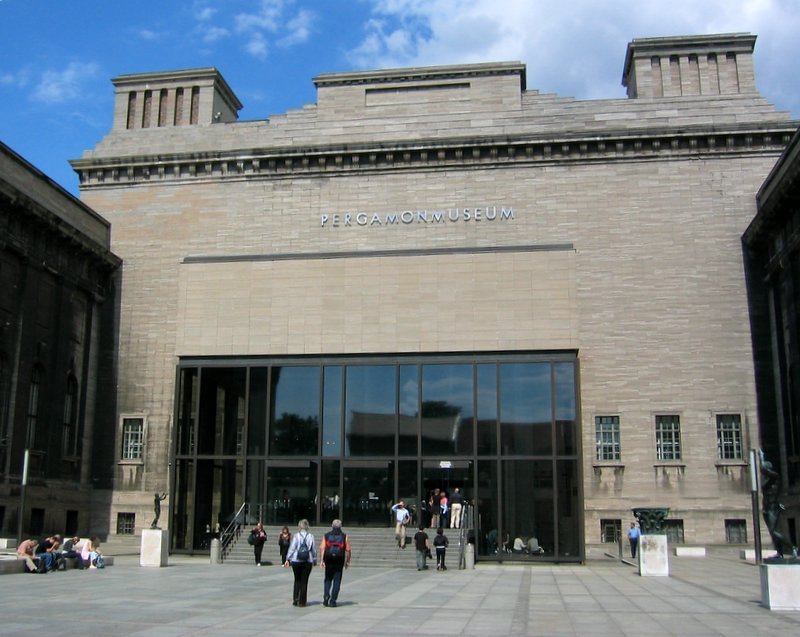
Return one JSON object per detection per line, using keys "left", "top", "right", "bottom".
{"left": 235, "top": 0, "right": 285, "bottom": 33}
{"left": 277, "top": 8, "right": 315, "bottom": 47}
{"left": 245, "top": 32, "right": 269, "bottom": 60}
{"left": 138, "top": 29, "right": 165, "bottom": 41}
{"left": 348, "top": 0, "right": 799, "bottom": 105}
{"left": 202, "top": 25, "right": 230, "bottom": 43}
{"left": 195, "top": 5, "right": 217, "bottom": 22}
{"left": 31, "top": 62, "right": 99, "bottom": 104}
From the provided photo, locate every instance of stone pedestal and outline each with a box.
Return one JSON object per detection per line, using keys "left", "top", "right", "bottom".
{"left": 639, "top": 534, "right": 669, "bottom": 576}
{"left": 760, "top": 563, "right": 800, "bottom": 610}
{"left": 140, "top": 528, "right": 168, "bottom": 567}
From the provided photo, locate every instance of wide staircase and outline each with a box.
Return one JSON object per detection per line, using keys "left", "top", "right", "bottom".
{"left": 223, "top": 525, "right": 469, "bottom": 569}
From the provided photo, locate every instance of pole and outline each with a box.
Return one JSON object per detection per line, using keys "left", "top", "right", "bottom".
{"left": 749, "top": 448, "right": 762, "bottom": 565}
{"left": 16, "top": 448, "right": 29, "bottom": 545}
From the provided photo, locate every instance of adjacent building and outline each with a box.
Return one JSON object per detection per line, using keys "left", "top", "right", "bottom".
{"left": 743, "top": 127, "right": 800, "bottom": 548}
{"left": 71, "top": 33, "right": 797, "bottom": 559}
{"left": 0, "top": 142, "right": 120, "bottom": 540}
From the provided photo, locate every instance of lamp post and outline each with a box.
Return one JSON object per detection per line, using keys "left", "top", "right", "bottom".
{"left": 749, "top": 448, "right": 762, "bottom": 564}
{"left": 15, "top": 448, "right": 29, "bottom": 545}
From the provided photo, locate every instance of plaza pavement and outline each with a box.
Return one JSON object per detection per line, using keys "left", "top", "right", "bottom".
{"left": 0, "top": 552, "right": 798, "bottom": 636}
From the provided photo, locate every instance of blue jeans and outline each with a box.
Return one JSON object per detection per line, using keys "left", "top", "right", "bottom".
{"left": 323, "top": 564, "right": 344, "bottom": 603}
{"left": 416, "top": 549, "right": 427, "bottom": 570}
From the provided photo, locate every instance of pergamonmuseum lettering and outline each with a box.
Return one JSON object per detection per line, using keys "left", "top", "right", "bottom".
{"left": 320, "top": 206, "right": 515, "bottom": 228}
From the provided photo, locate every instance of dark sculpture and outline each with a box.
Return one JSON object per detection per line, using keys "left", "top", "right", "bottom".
{"left": 151, "top": 492, "right": 167, "bottom": 529}
{"left": 632, "top": 507, "right": 670, "bottom": 533}
{"left": 759, "top": 450, "right": 797, "bottom": 560}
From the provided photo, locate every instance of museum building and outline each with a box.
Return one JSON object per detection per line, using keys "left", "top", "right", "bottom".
{"left": 71, "top": 33, "right": 798, "bottom": 560}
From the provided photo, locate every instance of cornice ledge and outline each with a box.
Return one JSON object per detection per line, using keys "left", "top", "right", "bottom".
{"left": 73, "top": 124, "right": 797, "bottom": 189}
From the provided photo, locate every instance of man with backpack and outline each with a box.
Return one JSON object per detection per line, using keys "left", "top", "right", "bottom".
{"left": 319, "top": 519, "right": 351, "bottom": 608}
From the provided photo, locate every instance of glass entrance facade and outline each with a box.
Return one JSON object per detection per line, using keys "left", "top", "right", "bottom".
{"left": 171, "top": 352, "right": 583, "bottom": 561}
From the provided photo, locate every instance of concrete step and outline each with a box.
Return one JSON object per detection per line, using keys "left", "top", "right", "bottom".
{"left": 222, "top": 526, "right": 467, "bottom": 569}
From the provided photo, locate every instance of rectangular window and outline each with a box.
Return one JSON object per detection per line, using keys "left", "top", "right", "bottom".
{"left": 595, "top": 416, "right": 620, "bottom": 461}
{"left": 725, "top": 519, "right": 747, "bottom": 544}
{"left": 717, "top": 414, "right": 743, "bottom": 460}
{"left": 655, "top": 415, "right": 681, "bottom": 460}
{"left": 121, "top": 417, "right": 144, "bottom": 460}
{"left": 601, "top": 519, "right": 621, "bottom": 543}
{"left": 663, "top": 519, "right": 684, "bottom": 544}
{"left": 117, "top": 512, "right": 136, "bottom": 535}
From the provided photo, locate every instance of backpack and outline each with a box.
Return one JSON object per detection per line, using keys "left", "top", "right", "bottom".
{"left": 296, "top": 534, "right": 310, "bottom": 562}
{"left": 325, "top": 531, "right": 346, "bottom": 565}
{"left": 247, "top": 532, "right": 256, "bottom": 545}
{"left": 94, "top": 554, "right": 105, "bottom": 569}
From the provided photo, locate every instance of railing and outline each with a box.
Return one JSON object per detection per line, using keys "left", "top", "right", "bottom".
{"left": 219, "top": 503, "right": 248, "bottom": 562}
{"left": 457, "top": 503, "right": 474, "bottom": 569}
{"left": 219, "top": 502, "right": 268, "bottom": 562}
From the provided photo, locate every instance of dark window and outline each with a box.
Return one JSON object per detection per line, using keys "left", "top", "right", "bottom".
{"left": 499, "top": 363, "right": 552, "bottom": 455}
{"left": 27, "top": 366, "right": 43, "bottom": 448}
{"left": 345, "top": 365, "right": 395, "bottom": 456}
{"left": 121, "top": 417, "right": 144, "bottom": 460}
{"left": 398, "top": 365, "right": 419, "bottom": 456}
{"left": 117, "top": 512, "right": 136, "bottom": 535}
{"left": 716, "top": 414, "right": 743, "bottom": 460}
{"left": 601, "top": 519, "right": 621, "bottom": 543}
{"left": 476, "top": 364, "right": 498, "bottom": 455}
{"left": 421, "top": 364, "right": 473, "bottom": 456}
{"left": 62, "top": 375, "right": 79, "bottom": 458}
{"left": 725, "top": 519, "right": 747, "bottom": 544}
{"left": 269, "top": 367, "right": 319, "bottom": 456}
{"left": 663, "top": 519, "right": 684, "bottom": 544}
{"left": 595, "top": 416, "right": 620, "bottom": 461}
{"left": 655, "top": 415, "right": 681, "bottom": 460}
{"left": 322, "top": 366, "right": 343, "bottom": 457}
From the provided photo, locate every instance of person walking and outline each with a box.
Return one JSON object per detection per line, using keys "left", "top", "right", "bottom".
{"left": 449, "top": 488, "right": 465, "bottom": 529}
{"left": 284, "top": 519, "right": 316, "bottom": 607}
{"left": 278, "top": 526, "right": 292, "bottom": 564}
{"left": 414, "top": 525, "right": 430, "bottom": 571}
{"left": 433, "top": 527, "right": 449, "bottom": 570}
{"left": 391, "top": 501, "right": 411, "bottom": 549}
{"left": 320, "top": 519, "right": 351, "bottom": 608}
{"left": 627, "top": 522, "right": 641, "bottom": 559}
{"left": 250, "top": 521, "right": 267, "bottom": 565}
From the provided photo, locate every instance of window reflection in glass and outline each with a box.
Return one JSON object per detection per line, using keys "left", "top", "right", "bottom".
{"left": 345, "top": 365, "right": 396, "bottom": 456}
{"left": 398, "top": 365, "right": 419, "bottom": 456}
{"left": 502, "top": 459, "right": 554, "bottom": 557}
{"left": 322, "top": 367, "right": 343, "bottom": 457}
{"left": 499, "top": 363, "right": 552, "bottom": 455}
{"left": 247, "top": 368, "right": 268, "bottom": 455}
{"left": 477, "top": 364, "right": 498, "bottom": 455}
{"left": 421, "top": 364, "right": 474, "bottom": 456}
{"left": 266, "top": 461, "right": 318, "bottom": 525}
{"left": 269, "top": 367, "right": 320, "bottom": 456}
{"left": 554, "top": 362, "right": 577, "bottom": 455}
{"left": 343, "top": 461, "right": 393, "bottom": 525}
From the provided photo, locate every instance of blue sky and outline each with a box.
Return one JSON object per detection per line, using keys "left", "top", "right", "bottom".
{"left": 2, "top": 0, "right": 798, "bottom": 196}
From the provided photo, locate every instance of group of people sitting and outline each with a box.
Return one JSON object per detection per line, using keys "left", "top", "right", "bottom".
{"left": 16, "top": 534, "right": 104, "bottom": 573}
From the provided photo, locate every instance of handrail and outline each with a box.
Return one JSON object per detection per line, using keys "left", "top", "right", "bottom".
{"left": 219, "top": 502, "right": 248, "bottom": 561}
{"left": 457, "top": 503, "right": 473, "bottom": 569}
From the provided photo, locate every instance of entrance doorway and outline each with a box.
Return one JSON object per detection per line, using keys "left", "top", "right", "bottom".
{"left": 421, "top": 460, "right": 472, "bottom": 529}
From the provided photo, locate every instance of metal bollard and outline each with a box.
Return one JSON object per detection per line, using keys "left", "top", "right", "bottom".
{"left": 210, "top": 538, "right": 221, "bottom": 565}
{"left": 465, "top": 542, "right": 475, "bottom": 569}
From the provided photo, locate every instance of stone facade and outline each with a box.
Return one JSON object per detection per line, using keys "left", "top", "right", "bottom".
{"left": 73, "top": 33, "right": 797, "bottom": 553}
{"left": 0, "top": 142, "right": 120, "bottom": 540}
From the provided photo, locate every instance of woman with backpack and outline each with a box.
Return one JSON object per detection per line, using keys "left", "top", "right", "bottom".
{"left": 283, "top": 519, "right": 316, "bottom": 607}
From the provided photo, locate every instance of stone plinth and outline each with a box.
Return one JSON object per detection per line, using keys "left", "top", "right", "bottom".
{"left": 639, "top": 534, "right": 669, "bottom": 576}
{"left": 140, "top": 528, "right": 168, "bottom": 567}
{"left": 760, "top": 563, "right": 800, "bottom": 610}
